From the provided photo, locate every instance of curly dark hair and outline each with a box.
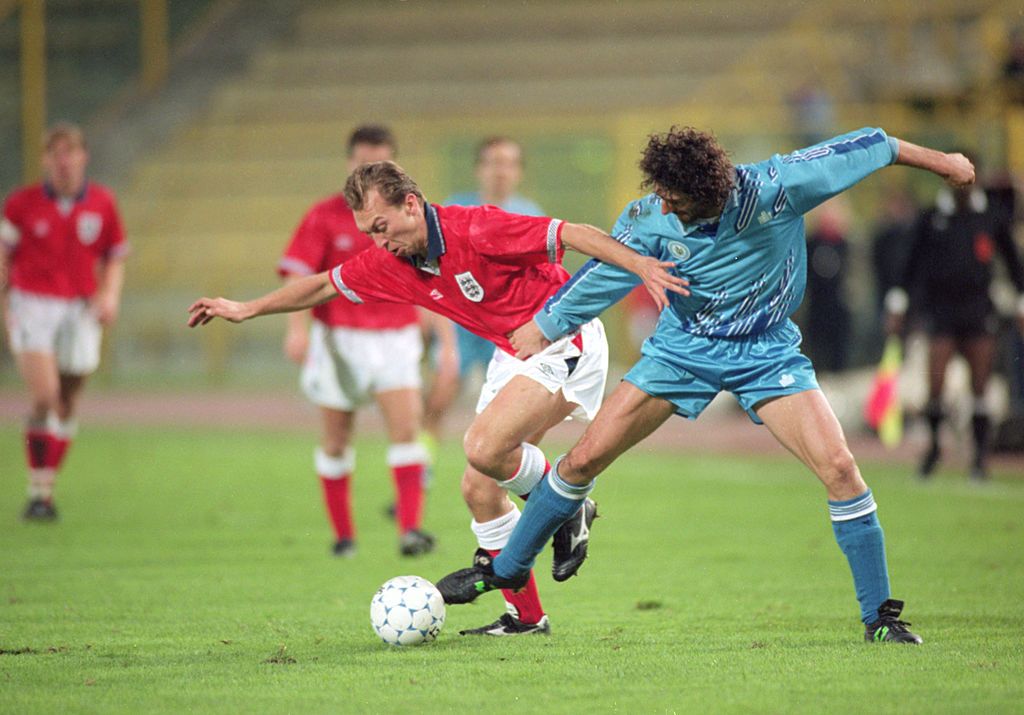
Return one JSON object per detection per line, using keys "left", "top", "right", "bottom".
{"left": 639, "top": 127, "right": 735, "bottom": 213}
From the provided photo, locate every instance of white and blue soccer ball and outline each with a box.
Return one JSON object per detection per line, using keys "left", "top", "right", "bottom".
{"left": 370, "top": 575, "right": 446, "bottom": 646}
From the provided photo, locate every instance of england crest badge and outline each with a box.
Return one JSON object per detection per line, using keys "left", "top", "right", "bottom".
{"left": 455, "top": 271, "right": 484, "bottom": 302}
{"left": 76, "top": 212, "right": 103, "bottom": 245}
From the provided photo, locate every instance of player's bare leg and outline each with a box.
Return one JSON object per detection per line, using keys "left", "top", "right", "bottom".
{"left": 422, "top": 361, "right": 460, "bottom": 446}
{"left": 756, "top": 389, "right": 921, "bottom": 643}
{"left": 376, "top": 388, "right": 433, "bottom": 555}
{"left": 450, "top": 376, "right": 574, "bottom": 633}
{"left": 920, "top": 335, "right": 956, "bottom": 477}
{"left": 16, "top": 352, "right": 65, "bottom": 519}
{"left": 558, "top": 381, "right": 677, "bottom": 486}
{"left": 960, "top": 334, "right": 997, "bottom": 480}
{"left": 439, "top": 381, "right": 673, "bottom": 606}
{"left": 755, "top": 389, "right": 865, "bottom": 501}
{"left": 316, "top": 407, "right": 357, "bottom": 556}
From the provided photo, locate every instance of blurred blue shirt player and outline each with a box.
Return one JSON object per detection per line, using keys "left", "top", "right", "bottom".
{"left": 436, "top": 127, "right": 978, "bottom": 644}
{"left": 445, "top": 137, "right": 544, "bottom": 378}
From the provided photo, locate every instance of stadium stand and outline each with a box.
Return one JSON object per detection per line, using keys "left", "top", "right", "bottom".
{"left": 3, "top": 0, "right": 1022, "bottom": 384}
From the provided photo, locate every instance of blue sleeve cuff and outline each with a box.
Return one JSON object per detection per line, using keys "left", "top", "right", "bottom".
{"left": 533, "top": 309, "right": 569, "bottom": 342}
{"left": 887, "top": 135, "right": 900, "bottom": 164}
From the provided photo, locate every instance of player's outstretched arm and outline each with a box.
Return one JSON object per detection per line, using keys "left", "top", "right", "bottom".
{"left": 560, "top": 222, "right": 689, "bottom": 310}
{"left": 188, "top": 271, "right": 335, "bottom": 327}
{"left": 893, "top": 140, "right": 975, "bottom": 187}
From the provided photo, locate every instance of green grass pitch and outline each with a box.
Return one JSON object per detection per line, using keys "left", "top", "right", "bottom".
{"left": 1, "top": 425, "right": 1022, "bottom": 713}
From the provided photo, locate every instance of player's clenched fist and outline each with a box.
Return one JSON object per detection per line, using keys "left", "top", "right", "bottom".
{"left": 187, "top": 297, "right": 253, "bottom": 327}
{"left": 943, "top": 153, "right": 975, "bottom": 188}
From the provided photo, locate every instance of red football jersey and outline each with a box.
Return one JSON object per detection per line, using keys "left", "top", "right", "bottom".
{"left": 328, "top": 203, "right": 569, "bottom": 355}
{"left": 1, "top": 182, "right": 128, "bottom": 299}
{"left": 278, "top": 194, "right": 418, "bottom": 329}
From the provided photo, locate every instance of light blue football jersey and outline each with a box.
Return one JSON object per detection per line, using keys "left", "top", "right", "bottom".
{"left": 443, "top": 191, "right": 544, "bottom": 217}
{"left": 534, "top": 127, "right": 899, "bottom": 343}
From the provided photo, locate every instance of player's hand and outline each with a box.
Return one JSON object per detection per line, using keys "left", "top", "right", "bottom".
{"left": 283, "top": 326, "right": 308, "bottom": 363}
{"left": 187, "top": 297, "right": 252, "bottom": 327}
{"left": 509, "top": 320, "right": 551, "bottom": 360}
{"left": 91, "top": 292, "right": 120, "bottom": 326}
{"left": 633, "top": 256, "right": 689, "bottom": 311}
{"left": 943, "top": 153, "right": 976, "bottom": 188}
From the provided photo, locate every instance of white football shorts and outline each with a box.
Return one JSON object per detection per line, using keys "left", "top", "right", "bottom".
{"left": 5, "top": 288, "right": 102, "bottom": 375}
{"left": 301, "top": 320, "right": 423, "bottom": 411}
{"left": 475, "top": 318, "right": 608, "bottom": 422}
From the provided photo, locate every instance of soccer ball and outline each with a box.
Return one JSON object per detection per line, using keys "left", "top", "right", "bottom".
{"left": 370, "top": 575, "right": 446, "bottom": 646}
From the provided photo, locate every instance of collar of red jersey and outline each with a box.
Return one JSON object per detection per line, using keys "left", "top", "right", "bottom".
{"left": 424, "top": 202, "right": 447, "bottom": 261}
{"left": 43, "top": 181, "right": 89, "bottom": 203}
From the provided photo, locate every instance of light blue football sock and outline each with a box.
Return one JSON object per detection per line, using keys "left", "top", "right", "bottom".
{"left": 829, "top": 489, "right": 891, "bottom": 624}
{"left": 493, "top": 457, "right": 593, "bottom": 579}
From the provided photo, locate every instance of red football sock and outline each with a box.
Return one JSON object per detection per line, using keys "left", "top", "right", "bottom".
{"left": 48, "top": 436, "right": 72, "bottom": 470}
{"left": 392, "top": 463, "right": 425, "bottom": 533}
{"left": 487, "top": 548, "right": 545, "bottom": 625}
{"left": 319, "top": 474, "right": 354, "bottom": 541}
{"left": 25, "top": 429, "right": 51, "bottom": 470}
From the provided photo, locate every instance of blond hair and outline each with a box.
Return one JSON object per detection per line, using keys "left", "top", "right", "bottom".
{"left": 344, "top": 161, "right": 423, "bottom": 210}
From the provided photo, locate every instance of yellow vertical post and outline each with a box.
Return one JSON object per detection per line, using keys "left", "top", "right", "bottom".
{"left": 20, "top": 0, "right": 46, "bottom": 183}
{"left": 140, "top": 0, "right": 169, "bottom": 93}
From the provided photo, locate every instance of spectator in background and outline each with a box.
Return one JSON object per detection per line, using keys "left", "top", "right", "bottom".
{"left": 422, "top": 137, "right": 544, "bottom": 448}
{"left": 1, "top": 123, "right": 128, "bottom": 520}
{"left": 1002, "top": 27, "right": 1024, "bottom": 103}
{"left": 804, "top": 198, "right": 852, "bottom": 372}
{"left": 788, "top": 78, "right": 836, "bottom": 146}
{"left": 886, "top": 157, "right": 1024, "bottom": 481}
{"left": 868, "top": 189, "right": 918, "bottom": 358}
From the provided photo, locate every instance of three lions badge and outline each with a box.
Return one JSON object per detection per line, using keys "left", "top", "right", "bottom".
{"left": 455, "top": 271, "right": 484, "bottom": 302}
{"left": 76, "top": 212, "right": 103, "bottom": 245}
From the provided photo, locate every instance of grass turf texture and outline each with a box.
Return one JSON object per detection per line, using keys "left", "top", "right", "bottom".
{"left": 1, "top": 425, "right": 1022, "bottom": 714}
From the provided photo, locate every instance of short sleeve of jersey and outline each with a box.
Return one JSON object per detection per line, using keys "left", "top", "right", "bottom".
{"left": 465, "top": 206, "right": 564, "bottom": 266}
{"left": 328, "top": 250, "right": 411, "bottom": 306}
{"left": 1, "top": 191, "right": 23, "bottom": 250}
{"left": 279, "top": 207, "right": 328, "bottom": 277}
{"left": 775, "top": 127, "right": 898, "bottom": 215}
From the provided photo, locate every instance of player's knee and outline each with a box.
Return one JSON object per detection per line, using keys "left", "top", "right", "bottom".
{"left": 820, "top": 446, "right": 858, "bottom": 489}
{"left": 29, "top": 395, "right": 58, "bottom": 421}
{"left": 462, "top": 428, "right": 503, "bottom": 476}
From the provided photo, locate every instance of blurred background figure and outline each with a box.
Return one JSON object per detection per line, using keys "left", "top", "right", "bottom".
{"left": 868, "top": 188, "right": 919, "bottom": 360}
{"left": 885, "top": 157, "right": 1024, "bottom": 481}
{"left": 1002, "top": 26, "right": 1024, "bottom": 103}
{"left": 2, "top": 123, "right": 127, "bottom": 520}
{"left": 422, "top": 136, "right": 543, "bottom": 449}
{"left": 277, "top": 125, "right": 434, "bottom": 558}
{"left": 803, "top": 198, "right": 852, "bottom": 373}
{"left": 787, "top": 78, "right": 836, "bottom": 147}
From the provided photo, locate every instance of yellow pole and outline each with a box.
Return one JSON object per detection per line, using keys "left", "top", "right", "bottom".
{"left": 20, "top": 0, "right": 46, "bottom": 184}
{"left": 140, "top": 0, "right": 169, "bottom": 93}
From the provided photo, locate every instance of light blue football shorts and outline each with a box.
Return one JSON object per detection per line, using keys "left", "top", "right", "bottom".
{"left": 623, "top": 319, "right": 819, "bottom": 424}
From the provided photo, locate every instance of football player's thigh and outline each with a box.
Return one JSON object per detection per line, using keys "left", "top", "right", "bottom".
{"left": 472, "top": 374, "right": 573, "bottom": 450}
{"left": 564, "top": 381, "right": 675, "bottom": 479}
{"left": 16, "top": 351, "right": 61, "bottom": 410}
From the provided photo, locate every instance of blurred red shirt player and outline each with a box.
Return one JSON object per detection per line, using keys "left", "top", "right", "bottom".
{"left": 277, "top": 125, "right": 437, "bottom": 558}
{"left": 1, "top": 122, "right": 128, "bottom": 520}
